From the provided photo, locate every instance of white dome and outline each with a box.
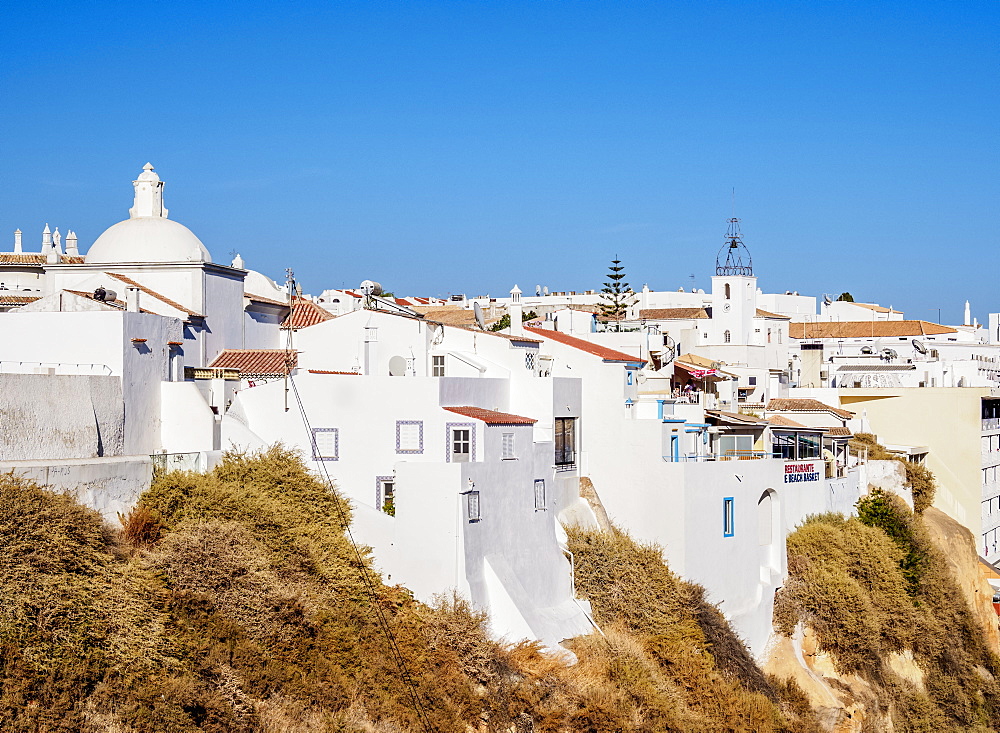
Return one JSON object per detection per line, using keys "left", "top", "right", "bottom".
{"left": 85, "top": 217, "right": 212, "bottom": 264}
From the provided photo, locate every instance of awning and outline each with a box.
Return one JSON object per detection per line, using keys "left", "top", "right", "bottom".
{"left": 675, "top": 360, "right": 734, "bottom": 380}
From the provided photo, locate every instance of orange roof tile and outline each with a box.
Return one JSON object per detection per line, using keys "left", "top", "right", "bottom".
{"left": 853, "top": 302, "right": 902, "bottom": 314}
{"left": 767, "top": 398, "right": 854, "bottom": 419}
{"left": 525, "top": 326, "right": 646, "bottom": 364}
{"left": 0, "top": 295, "right": 40, "bottom": 305}
{"left": 282, "top": 298, "right": 335, "bottom": 330}
{"left": 208, "top": 349, "right": 297, "bottom": 376}
{"left": 640, "top": 307, "right": 709, "bottom": 320}
{"left": 443, "top": 406, "right": 537, "bottom": 425}
{"left": 107, "top": 273, "right": 202, "bottom": 317}
{"left": 246, "top": 293, "right": 289, "bottom": 307}
{"left": 307, "top": 369, "right": 360, "bottom": 375}
{"left": 756, "top": 308, "right": 792, "bottom": 320}
{"left": 0, "top": 254, "right": 85, "bottom": 264}
{"left": 767, "top": 414, "right": 808, "bottom": 428}
{"left": 64, "top": 290, "right": 162, "bottom": 315}
{"left": 790, "top": 320, "right": 955, "bottom": 339}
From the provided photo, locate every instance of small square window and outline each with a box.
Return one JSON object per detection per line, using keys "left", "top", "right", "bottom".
{"left": 723, "top": 497, "right": 735, "bottom": 537}
{"left": 396, "top": 420, "right": 423, "bottom": 453}
{"left": 312, "top": 428, "right": 339, "bottom": 461}
{"left": 525, "top": 352, "right": 535, "bottom": 371}
{"left": 432, "top": 355, "right": 445, "bottom": 377}
{"left": 534, "top": 479, "right": 546, "bottom": 510}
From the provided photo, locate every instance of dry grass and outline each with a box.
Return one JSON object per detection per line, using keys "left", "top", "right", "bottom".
{"left": 1, "top": 447, "right": 824, "bottom": 731}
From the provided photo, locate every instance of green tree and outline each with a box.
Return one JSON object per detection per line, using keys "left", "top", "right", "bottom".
{"left": 836, "top": 292, "right": 855, "bottom": 302}
{"left": 599, "top": 257, "right": 637, "bottom": 331}
{"left": 489, "top": 310, "right": 537, "bottom": 332}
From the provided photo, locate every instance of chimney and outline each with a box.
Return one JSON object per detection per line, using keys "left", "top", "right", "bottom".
{"left": 126, "top": 286, "right": 140, "bottom": 312}
{"left": 13, "top": 229, "right": 21, "bottom": 254}
{"left": 964, "top": 300, "right": 971, "bottom": 327}
{"left": 65, "top": 230, "right": 78, "bottom": 256}
{"left": 509, "top": 285, "right": 523, "bottom": 336}
{"left": 41, "top": 224, "right": 52, "bottom": 253}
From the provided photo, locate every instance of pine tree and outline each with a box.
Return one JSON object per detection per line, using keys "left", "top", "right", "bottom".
{"left": 599, "top": 256, "right": 637, "bottom": 331}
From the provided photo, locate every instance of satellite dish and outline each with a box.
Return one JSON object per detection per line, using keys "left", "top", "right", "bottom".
{"left": 912, "top": 339, "right": 928, "bottom": 354}
{"left": 860, "top": 346, "right": 874, "bottom": 354}
{"left": 535, "top": 285, "right": 541, "bottom": 296}
{"left": 473, "top": 302, "right": 486, "bottom": 330}
{"left": 359, "top": 280, "right": 383, "bottom": 296}
{"left": 822, "top": 294, "right": 832, "bottom": 306}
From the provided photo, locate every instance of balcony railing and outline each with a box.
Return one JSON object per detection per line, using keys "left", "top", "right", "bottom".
{"left": 984, "top": 418, "right": 1000, "bottom": 431}
{"left": 663, "top": 450, "right": 769, "bottom": 463}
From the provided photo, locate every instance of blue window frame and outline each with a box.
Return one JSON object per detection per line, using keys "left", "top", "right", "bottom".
{"left": 723, "top": 497, "right": 735, "bottom": 537}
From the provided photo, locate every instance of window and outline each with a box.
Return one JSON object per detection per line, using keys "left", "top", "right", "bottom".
{"left": 375, "top": 476, "right": 395, "bottom": 515}
{"left": 718, "top": 434, "right": 753, "bottom": 458}
{"left": 525, "top": 352, "right": 535, "bottom": 371}
{"left": 772, "top": 432, "right": 795, "bottom": 459}
{"left": 724, "top": 330, "right": 731, "bottom": 343}
{"left": 723, "top": 497, "right": 735, "bottom": 537}
{"left": 396, "top": 420, "right": 423, "bottom": 453}
{"left": 502, "top": 432, "right": 516, "bottom": 459}
{"left": 748, "top": 376, "right": 757, "bottom": 386}
{"left": 767, "top": 328, "right": 772, "bottom": 343}
{"left": 724, "top": 283, "right": 731, "bottom": 299}
{"left": 447, "top": 423, "right": 475, "bottom": 462}
{"left": 432, "top": 355, "right": 445, "bottom": 377}
{"left": 555, "top": 417, "right": 577, "bottom": 466}
{"left": 312, "top": 428, "right": 338, "bottom": 461}
{"left": 466, "top": 490, "right": 481, "bottom": 522}
{"left": 534, "top": 479, "right": 546, "bottom": 510}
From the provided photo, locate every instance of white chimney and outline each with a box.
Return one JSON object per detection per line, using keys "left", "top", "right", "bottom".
{"left": 126, "top": 286, "right": 140, "bottom": 312}
{"left": 52, "top": 227, "right": 62, "bottom": 254}
{"left": 13, "top": 229, "right": 21, "bottom": 254}
{"left": 41, "top": 223, "right": 52, "bottom": 253}
{"left": 509, "top": 285, "right": 523, "bottom": 336}
{"left": 65, "top": 230, "right": 78, "bottom": 256}
{"left": 964, "top": 300, "right": 971, "bottom": 326}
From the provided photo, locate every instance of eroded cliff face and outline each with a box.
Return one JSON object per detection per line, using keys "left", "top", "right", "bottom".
{"left": 922, "top": 507, "right": 1000, "bottom": 654}
{"left": 763, "top": 505, "right": 1000, "bottom": 732}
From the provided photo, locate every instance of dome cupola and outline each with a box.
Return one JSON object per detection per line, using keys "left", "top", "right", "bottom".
{"left": 85, "top": 164, "right": 211, "bottom": 264}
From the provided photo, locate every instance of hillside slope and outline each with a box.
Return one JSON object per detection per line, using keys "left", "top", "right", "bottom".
{"left": 0, "top": 447, "right": 818, "bottom": 732}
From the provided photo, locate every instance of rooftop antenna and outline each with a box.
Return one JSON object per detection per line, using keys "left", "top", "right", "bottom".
{"left": 473, "top": 301, "right": 486, "bottom": 330}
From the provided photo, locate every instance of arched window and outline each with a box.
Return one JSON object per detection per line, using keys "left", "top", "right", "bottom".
{"left": 724, "top": 283, "right": 731, "bottom": 299}
{"left": 724, "top": 330, "right": 731, "bottom": 343}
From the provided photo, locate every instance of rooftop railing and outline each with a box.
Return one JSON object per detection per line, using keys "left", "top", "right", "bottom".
{"left": 0, "top": 360, "right": 113, "bottom": 375}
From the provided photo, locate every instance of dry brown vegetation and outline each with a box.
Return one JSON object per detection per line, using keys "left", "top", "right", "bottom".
{"left": 0, "top": 448, "right": 826, "bottom": 731}
{"left": 774, "top": 491, "right": 1000, "bottom": 731}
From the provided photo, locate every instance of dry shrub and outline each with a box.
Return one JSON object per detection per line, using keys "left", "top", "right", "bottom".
{"left": 120, "top": 504, "right": 165, "bottom": 549}
{"left": 564, "top": 525, "right": 818, "bottom": 733}
{"left": 777, "top": 504, "right": 1000, "bottom": 731}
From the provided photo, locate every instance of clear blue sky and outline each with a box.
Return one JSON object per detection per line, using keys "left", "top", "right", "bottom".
{"left": 1, "top": 1, "right": 996, "bottom": 322}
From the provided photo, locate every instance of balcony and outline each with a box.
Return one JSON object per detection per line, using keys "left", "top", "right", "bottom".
{"left": 984, "top": 418, "right": 1000, "bottom": 432}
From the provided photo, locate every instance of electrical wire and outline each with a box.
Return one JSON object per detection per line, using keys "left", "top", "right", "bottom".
{"left": 282, "top": 275, "right": 437, "bottom": 733}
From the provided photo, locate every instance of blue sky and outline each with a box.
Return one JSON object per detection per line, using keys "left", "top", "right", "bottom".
{"left": 1, "top": 1, "right": 996, "bottom": 322}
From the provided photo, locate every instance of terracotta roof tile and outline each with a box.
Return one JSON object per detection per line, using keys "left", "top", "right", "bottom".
{"left": 0, "top": 254, "right": 85, "bottom": 264}
{"left": 825, "top": 426, "right": 853, "bottom": 437}
{"left": 64, "top": 290, "right": 162, "bottom": 315}
{"left": 767, "top": 414, "right": 808, "bottom": 428}
{"left": 853, "top": 302, "right": 902, "bottom": 314}
{"left": 756, "top": 308, "right": 792, "bottom": 320}
{"left": 106, "top": 273, "right": 202, "bottom": 317}
{"left": 246, "top": 293, "right": 289, "bottom": 307}
{"left": 525, "top": 326, "right": 646, "bottom": 364}
{"left": 443, "top": 406, "right": 537, "bottom": 425}
{"left": 0, "top": 295, "right": 40, "bottom": 305}
{"left": 307, "top": 369, "right": 360, "bottom": 375}
{"left": 640, "top": 307, "right": 709, "bottom": 320}
{"left": 767, "top": 398, "right": 854, "bottom": 419}
{"left": 417, "top": 307, "right": 499, "bottom": 327}
{"left": 790, "top": 320, "right": 955, "bottom": 339}
{"left": 208, "top": 349, "right": 297, "bottom": 376}
{"left": 282, "top": 298, "right": 335, "bottom": 330}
